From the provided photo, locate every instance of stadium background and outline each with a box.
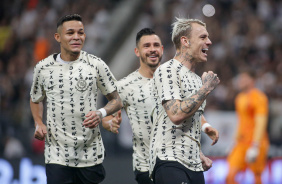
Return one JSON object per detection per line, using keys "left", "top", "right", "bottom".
{"left": 0, "top": 0, "right": 282, "bottom": 183}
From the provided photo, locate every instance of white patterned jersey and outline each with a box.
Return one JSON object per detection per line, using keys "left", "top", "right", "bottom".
{"left": 30, "top": 51, "right": 117, "bottom": 167}
{"left": 117, "top": 70, "right": 153, "bottom": 172}
{"left": 150, "top": 59, "right": 206, "bottom": 173}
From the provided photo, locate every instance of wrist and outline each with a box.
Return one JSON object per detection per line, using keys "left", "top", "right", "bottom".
{"left": 202, "top": 123, "right": 212, "bottom": 132}
{"left": 98, "top": 108, "right": 107, "bottom": 118}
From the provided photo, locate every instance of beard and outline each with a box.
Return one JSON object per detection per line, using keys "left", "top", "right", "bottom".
{"left": 140, "top": 53, "right": 162, "bottom": 68}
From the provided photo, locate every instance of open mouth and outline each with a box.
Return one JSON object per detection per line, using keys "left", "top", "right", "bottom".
{"left": 148, "top": 55, "right": 159, "bottom": 60}
{"left": 202, "top": 48, "right": 208, "bottom": 54}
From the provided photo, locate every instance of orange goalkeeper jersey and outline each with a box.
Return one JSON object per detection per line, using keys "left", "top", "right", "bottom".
{"left": 235, "top": 88, "right": 269, "bottom": 144}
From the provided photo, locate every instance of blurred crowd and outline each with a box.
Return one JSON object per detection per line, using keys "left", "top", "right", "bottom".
{"left": 0, "top": 0, "right": 282, "bottom": 159}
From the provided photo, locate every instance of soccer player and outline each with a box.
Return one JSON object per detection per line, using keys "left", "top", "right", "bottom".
{"left": 103, "top": 28, "right": 219, "bottom": 184}
{"left": 30, "top": 14, "right": 122, "bottom": 184}
{"left": 150, "top": 18, "right": 220, "bottom": 184}
{"left": 226, "top": 69, "right": 269, "bottom": 184}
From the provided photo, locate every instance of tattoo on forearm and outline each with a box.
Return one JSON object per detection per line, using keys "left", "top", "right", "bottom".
{"left": 104, "top": 91, "right": 121, "bottom": 113}
{"left": 180, "top": 99, "right": 197, "bottom": 114}
{"left": 180, "top": 89, "right": 207, "bottom": 114}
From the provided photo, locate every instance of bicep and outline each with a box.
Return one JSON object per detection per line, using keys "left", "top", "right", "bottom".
{"left": 162, "top": 99, "right": 180, "bottom": 117}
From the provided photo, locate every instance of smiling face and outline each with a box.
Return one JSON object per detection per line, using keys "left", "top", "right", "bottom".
{"left": 54, "top": 20, "right": 86, "bottom": 60}
{"left": 135, "top": 34, "right": 163, "bottom": 68}
{"left": 188, "top": 23, "right": 212, "bottom": 62}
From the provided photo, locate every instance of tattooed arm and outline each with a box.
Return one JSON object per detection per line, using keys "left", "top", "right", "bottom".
{"left": 163, "top": 71, "right": 220, "bottom": 125}
{"left": 104, "top": 90, "right": 123, "bottom": 115}
{"left": 83, "top": 90, "right": 122, "bottom": 129}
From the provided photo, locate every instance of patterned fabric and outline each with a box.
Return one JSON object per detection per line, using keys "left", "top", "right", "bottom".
{"left": 150, "top": 59, "right": 206, "bottom": 173}
{"left": 117, "top": 70, "right": 153, "bottom": 172}
{"left": 30, "top": 51, "right": 117, "bottom": 167}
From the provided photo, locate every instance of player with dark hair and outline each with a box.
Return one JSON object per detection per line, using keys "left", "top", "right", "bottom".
{"left": 30, "top": 14, "right": 122, "bottom": 184}
{"left": 102, "top": 27, "right": 219, "bottom": 184}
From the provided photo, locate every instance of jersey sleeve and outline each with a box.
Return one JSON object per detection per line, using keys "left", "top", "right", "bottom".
{"left": 96, "top": 60, "right": 117, "bottom": 96}
{"left": 253, "top": 91, "right": 268, "bottom": 116}
{"left": 154, "top": 64, "right": 182, "bottom": 103}
{"left": 30, "top": 63, "right": 46, "bottom": 103}
{"left": 116, "top": 81, "right": 128, "bottom": 109}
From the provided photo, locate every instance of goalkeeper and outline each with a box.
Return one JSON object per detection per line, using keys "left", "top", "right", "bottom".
{"left": 226, "top": 69, "right": 269, "bottom": 184}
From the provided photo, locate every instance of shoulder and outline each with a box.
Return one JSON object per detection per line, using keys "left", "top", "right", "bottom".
{"left": 34, "top": 54, "right": 57, "bottom": 70}
{"left": 251, "top": 88, "right": 268, "bottom": 102}
{"left": 82, "top": 51, "right": 106, "bottom": 65}
{"left": 118, "top": 70, "right": 140, "bottom": 86}
{"left": 156, "top": 60, "right": 179, "bottom": 73}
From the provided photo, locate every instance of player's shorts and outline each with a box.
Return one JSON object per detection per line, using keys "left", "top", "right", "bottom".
{"left": 152, "top": 157, "right": 205, "bottom": 184}
{"left": 227, "top": 140, "right": 269, "bottom": 174}
{"left": 46, "top": 163, "right": 105, "bottom": 184}
{"left": 134, "top": 170, "right": 154, "bottom": 184}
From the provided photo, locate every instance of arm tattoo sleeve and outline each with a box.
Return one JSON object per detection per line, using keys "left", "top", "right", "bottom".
{"left": 179, "top": 88, "right": 207, "bottom": 114}
{"left": 104, "top": 91, "right": 122, "bottom": 114}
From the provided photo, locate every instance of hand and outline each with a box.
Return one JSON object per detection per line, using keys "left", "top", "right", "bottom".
{"left": 201, "top": 71, "right": 220, "bottom": 91}
{"left": 200, "top": 152, "right": 213, "bottom": 171}
{"left": 83, "top": 111, "right": 103, "bottom": 129}
{"left": 34, "top": 124, "right": 47, "bottom": 141}
{"left": 205, "top": 126, "right": 219, "bottom": 146}
{"left": 246, "top": 145, "right": 259, "bottom": 163}
{"left": 108, "top": 110, "right": 122, "bottom": 134}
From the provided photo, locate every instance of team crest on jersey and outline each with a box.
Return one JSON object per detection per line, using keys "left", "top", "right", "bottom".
{"left": 75, "top": 77, "right": 89, "bottom": 92}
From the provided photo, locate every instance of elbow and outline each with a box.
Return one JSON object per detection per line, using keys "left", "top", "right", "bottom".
{"left": 168, "top": 115, "right": 183, "bottom": 125}
{"left": 168, "top": 113, "right": 194, "bottom": 125}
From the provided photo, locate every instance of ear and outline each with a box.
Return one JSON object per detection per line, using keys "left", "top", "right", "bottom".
{"left": 161, "top": 45, "right": 164, "bottom": 54}
{"left": 54, "top": 33, "right": 60, "bottom": 43}
{"left": 134, "top": 47, "right": 140, "bottom": 57}
{"left": 180, "top": 36, "right": 190, "bottom": 48}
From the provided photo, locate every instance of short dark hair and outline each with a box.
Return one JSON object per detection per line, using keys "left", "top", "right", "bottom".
{"left": 56, "top": 14, "right": 82, "bottom": 28}
{"left": 136, "top": 28, "right": 156, "bottom": 46}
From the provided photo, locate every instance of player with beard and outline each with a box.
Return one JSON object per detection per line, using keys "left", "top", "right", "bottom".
{"left": 102, "top": 28, "right": 219, "bottom": 184}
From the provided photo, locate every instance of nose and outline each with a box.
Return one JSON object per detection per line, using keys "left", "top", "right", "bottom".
{"left": 73, "top": 33, "right": 79, "bottom": 40}
{"left": 206, "top": 38, "right": 212, "bottom": 46}
{"left": 150, "top": 45, "right": 157, "bottom": 52}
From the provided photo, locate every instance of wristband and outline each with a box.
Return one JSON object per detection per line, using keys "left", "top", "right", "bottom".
{"left": 98, "top": 108, "right": 107, "bottom": 118}
{"left": 202, "top": 123, "right": 212, "bottom": 132}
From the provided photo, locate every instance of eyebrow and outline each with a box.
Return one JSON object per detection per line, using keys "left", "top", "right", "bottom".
{"left": 143, "top": 42, "right": 161, "bottom": 45}
{"left": 66, "top": 28, "right": 84, "bottom": 31}
{"left": 199, "top": 33, "right": 209, "bottom": 37}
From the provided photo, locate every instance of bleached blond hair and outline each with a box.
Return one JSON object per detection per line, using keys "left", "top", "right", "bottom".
{"left": 171, "top": 17, "right": 206, "bottom": 50}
